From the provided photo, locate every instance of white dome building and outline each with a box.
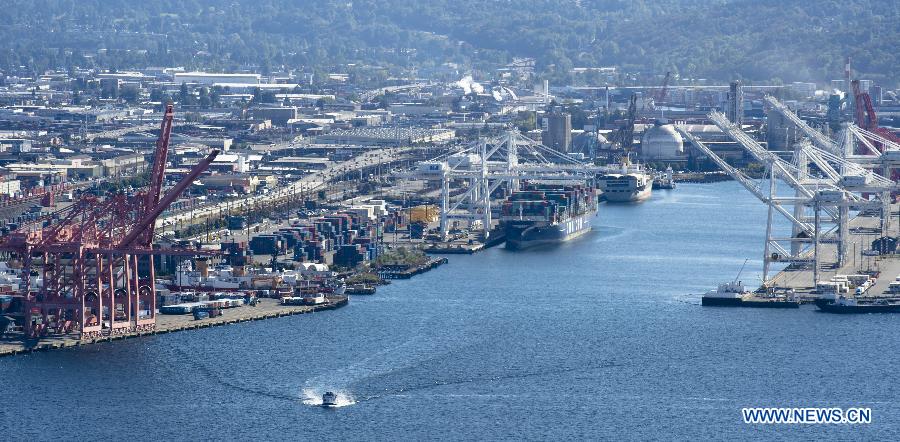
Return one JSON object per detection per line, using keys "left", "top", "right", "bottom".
{"left": 640, "top": 120, "right": 685, "bottom": 162}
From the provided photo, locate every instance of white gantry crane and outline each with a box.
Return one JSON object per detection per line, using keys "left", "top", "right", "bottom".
{"left": 405, "top": 130, "right": 600, "bottom": 240}
{"left": 678, "top": 111, "right": 896, "bottom": 285}
{"left": 765, "top": 95, "right": 900, "bottom": 173}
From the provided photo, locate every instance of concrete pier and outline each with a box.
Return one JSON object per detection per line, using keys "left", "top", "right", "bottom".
{"left": 0, "top": 296, "right": 348, "bottom": 358}
{"left": 765, "top": 209, "right": 900, "bottom": 300}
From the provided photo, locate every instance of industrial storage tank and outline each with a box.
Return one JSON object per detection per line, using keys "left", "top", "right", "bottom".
{"left": 640, "top": 119, "right": 684, "bottom": 162}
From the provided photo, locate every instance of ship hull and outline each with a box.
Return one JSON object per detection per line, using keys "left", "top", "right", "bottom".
{"left": 653, "top": 182, "right": 676, "bottom": 190}
{"left": 603, "top": 181, "right": 653, "bottom": 202}
{"left": 815, "top": 299, "right": 900, "bottom": 313}
{"left": 702, "top": 296, "right": 799, "bottom": 308}
{"left": 505, "top": 212, "right": 594, "bottom": 250}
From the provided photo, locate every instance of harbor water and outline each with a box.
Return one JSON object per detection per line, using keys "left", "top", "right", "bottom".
{"left": 2, "top": 182, "right": 899, "bottom": 439}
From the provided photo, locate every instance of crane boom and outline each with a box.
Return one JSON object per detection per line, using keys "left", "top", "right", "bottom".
{"left": 140, "top": 104, "right": 175, "bottom": 246}
{"left": 654, "top": 71, "right": 671, "bottom": 103}
{"left": 147, "top": 105, "right": 174, "bottom": 213}
{"left": 764, "top": 96, "right": 842, "bottom": 156}
{"left": 675, "top": 126, "right": 813, "bottom": 234}
{"left": 623, "top": 94, "right": 637, "bottom": 151}
{"left": 119, "top": 149, "right": 220, "bottom": 248}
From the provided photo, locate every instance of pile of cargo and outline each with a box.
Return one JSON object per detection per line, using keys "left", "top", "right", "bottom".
{"left": 502, "top": 190, "right": 552, "bottom": 220}
{"left": 281, "top": 294, "right": 326, "bottom": 306}
{"left": 159, "top": 302, "right": 206, "bottom": 315}
{"left": 250, "top": 235, "right": 283, "bottom": 255}
{"left": 221, "top": 241, "right": 252, "bottom": 269}
{"left": 192, "top": 308, "right": 222, "bottom": 320}
{"left": 408, "top": 205, "right": 439, "bottom": 223}
{"left": 886, "top": 274, "right": 900, "bottom": 295}
{"left": 0, "top": 294, "right": 20, "bottom": 314}
{"left": 248, "top": 210, "right": 380, "bottom": 268}
{"left": 500, "top": 184, "right": 597, "bottom": 224}
{"left": 817, "top": 274, "right": 877, "bottom": 298}
{"left": 158, "top": 291, "right": 211, "bottom": 306}
{"left": 159, "top": 297, "right": 246, "bottom": 315}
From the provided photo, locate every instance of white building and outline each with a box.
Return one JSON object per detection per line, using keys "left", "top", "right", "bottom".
{"left": 174, "top": 72, "right": 261, "bottom": 85}
{"left": 0, "top": 179, "right": 21, "bottom": 197}
{"left": 790, "top": 82, "right": 817, "bottom": 98}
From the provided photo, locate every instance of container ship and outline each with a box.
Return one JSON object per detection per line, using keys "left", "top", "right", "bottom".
{"left": 501, "top": 183, "right": 598, "bottom": 249}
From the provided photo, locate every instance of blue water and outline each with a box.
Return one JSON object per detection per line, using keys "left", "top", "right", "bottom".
{"left": 2, "top": 182, "right": 899, "bottom": 440}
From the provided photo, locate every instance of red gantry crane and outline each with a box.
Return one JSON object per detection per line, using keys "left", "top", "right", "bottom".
{"left": 852, "top": 79, "right": 900, "bottom": 148}
{"left": 0, "top": 105, "right": 219, "bottom": 339}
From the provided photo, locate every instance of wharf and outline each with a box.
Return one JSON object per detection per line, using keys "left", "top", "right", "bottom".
{"left": 423, "top": 228, "right": 506, "bottom": 254}
{"left": 673, "top": 172, "right": 733, "bottom": 183}
{"left": 424, "top": 242, "right": 484, "bottom": 254}
{"left": 379, "top": 257, "right": 448, "bottom": 279}
{"left": 0, "top": 296, "right": 348, "bottom": 358}
{"left": 765, "top": 208, "right": 900, "bottom": 300}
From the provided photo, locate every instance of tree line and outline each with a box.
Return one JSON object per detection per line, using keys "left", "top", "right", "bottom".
{"left": 0, "top": 0, "right": 896, "bottom": 85}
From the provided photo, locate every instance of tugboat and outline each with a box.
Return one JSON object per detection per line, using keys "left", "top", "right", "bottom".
{"left": 815, "top": 296, "right": 900, "bottom": 313}
{"left": 653, "top": 166, "right": 676, "bottom": 190}
{"left": 321, "top": 391, "right": 338, "bottom": 408}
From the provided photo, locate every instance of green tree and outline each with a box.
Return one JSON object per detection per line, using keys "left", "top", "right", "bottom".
{"left": 198, "top": 86, "right": 211, "bottom": 108}
{"left": 119, "top": 85, "right": 140, "bottom": 104}
{"left": 179, "top": 82, "right": 193, "bottom": 105}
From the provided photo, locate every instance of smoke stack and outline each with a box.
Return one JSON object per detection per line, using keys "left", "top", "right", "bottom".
{"left": 845, "top": 56, "right": 851, "bottom": 92}
{"left": 727, "top": 80, "right": 744, "bottom": 126}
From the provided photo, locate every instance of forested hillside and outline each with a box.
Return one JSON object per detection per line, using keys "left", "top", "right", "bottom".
{"left": 0, "top": 0, "right": 896, "bottom": 83}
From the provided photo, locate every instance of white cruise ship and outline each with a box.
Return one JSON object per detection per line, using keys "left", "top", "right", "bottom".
{"left": 597, "top": 157, "right": 654, "bottom": 202}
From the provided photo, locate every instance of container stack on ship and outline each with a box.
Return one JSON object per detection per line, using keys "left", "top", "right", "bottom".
{"left": 501, "top": 183, "right": 598, "bottom": 249}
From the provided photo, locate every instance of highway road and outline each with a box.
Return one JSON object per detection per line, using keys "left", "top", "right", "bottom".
{"left": 156, "top": 146, "right": 415, "bottom": 230}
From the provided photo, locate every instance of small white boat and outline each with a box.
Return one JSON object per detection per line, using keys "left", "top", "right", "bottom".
{"left": 321, "top": 391, "right": 338, "bottom": 408}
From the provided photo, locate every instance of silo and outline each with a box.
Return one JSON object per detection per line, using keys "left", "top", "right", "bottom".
{"left": 766, "top": 107, "right": 799, "bottom": 150}
{"left": 640, "top": 120, "right": 685, "bottom": 162}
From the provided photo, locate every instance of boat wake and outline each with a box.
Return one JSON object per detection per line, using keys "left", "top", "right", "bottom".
{"left": 351, "top": 359, "right": 627, "bottom": 403}
{"left": 169, "top": 343, "right": 299, "bottom": 403}
{"left": 301, "top": 388, "right": 356, "bottom": 408}
{"left": 672, "top": 292, "right": 702, "bottom": 305}
{"left": 301, "top": 315, "right": 453, "bottom": 391}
